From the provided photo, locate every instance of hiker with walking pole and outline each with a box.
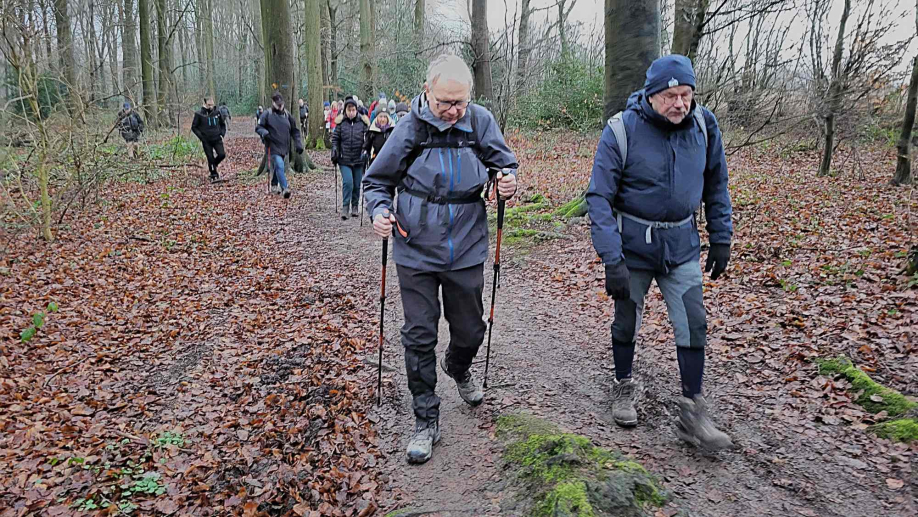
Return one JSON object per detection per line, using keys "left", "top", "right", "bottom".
{"left": 256, "top": 92, "right": 303, "bottom": 199}
{"left": 331, "top": 97, "right": 370, "bottom": 220}
{"left": 363, "top": 53, "right": 519, "bottom": 464}
{"left": 587, "top": 55, "right": 734, "bottom": 451}
{"left": 191, "top": 96, "right": 227, "bottom": 183}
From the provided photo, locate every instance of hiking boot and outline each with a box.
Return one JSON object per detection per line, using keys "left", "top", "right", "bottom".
{"left": 406, "top": 420, "right": 441, "bottom": 464}
{"left": 351, "top": 206, "right": 359, "bottom": 217}
{"left": 341, "top": 213, "right": 349, "bottom": 221}
{"left": 282, "top": 188, "right": 291, "bottom": 199}
{"left": 440, "top": 356, "right": 483, "bottom": 406}
{"left": 611, "top": 378, "right": 640, "bottom": 427}
{"left": 675, "top": 395, "right": 734, "bottom": 451}
{"left": 209, "top": 174, "right": 220, "bottom": 183}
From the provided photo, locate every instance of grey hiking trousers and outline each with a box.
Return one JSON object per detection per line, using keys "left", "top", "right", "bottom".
{"left": 612, "top": 261, "right": 707, "bottom": 349}
{"left": 396, "top": 263, "right": 487, "bottom": 424}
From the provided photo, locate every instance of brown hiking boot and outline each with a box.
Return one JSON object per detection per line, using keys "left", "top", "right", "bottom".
{"left": 611, "top": 378, "right": 640, "bottom": 427}
{"left": 675, "top": 395, "right": 734, "bottom": 451}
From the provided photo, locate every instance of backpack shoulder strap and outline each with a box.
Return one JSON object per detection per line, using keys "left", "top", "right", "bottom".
{"left": 606, "top": 111, "right": 628, "bottom": 166}
{"left": 693, "top": 106, "right": 708, "bottom": 149}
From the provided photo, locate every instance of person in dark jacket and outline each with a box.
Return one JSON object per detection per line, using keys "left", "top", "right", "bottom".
{"left": 331, "top": 97, "right": 370, "bottom": 219}
{"left": 218, "top": 102, "right": 231, "bottom": 129}
{"left": 255, "top": 106, "right": 264, "bottom": 125}
{"left": 256, "top": 92, "right": 303, "bottom": 199}
{"left": 586, "top": 55, "right": 734, "bottom": 451}
{"left": 364, "top": 110, "right": 393, "bottom": 167}
{"left": 116, "top": 101, "right": 144, "bottom": 158}
{"left": 395, "top": 102, "right": 409, "bottom": 123}
{"left": 191, "top": 97, "right": 227, "bottom": 182}
{"left": 298, "top": 98, "right": 308, "bottom": 134}
{"left": 363, "top": 54, "right": 518, "bottom": 464}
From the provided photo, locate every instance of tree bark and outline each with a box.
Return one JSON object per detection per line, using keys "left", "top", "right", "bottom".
{"left": 328, "top": 0, "right": 338, "bottom": 94}
{"left": 52, "top": 0, "right": 81, "bottom": 112}
{"left": 672, "top": 0, "right": 709, "bottom": 62}
{"left": 304, "top": 0, "right": 323, "bottom": 146}
{"left": 414, "top": 0, "right": 424, "bottom": 42}
{"left": 139, "top": 0, "right": 157, "bottom": 124}
{"left": 203, "top": 0, "right": 216, "bottom": 99}
{"left": 155, "top": 0, "right": 173, "bottom": 125}
{"left": 515, "top": 0, "right": 531, "bottom": 92}
{"left": 893, "top": 3, "right": 918, "bottom": 185}
{"left": 818, "top": 0, "right": 850, "bottom": 177}
{"left": 604, "top": 0, "right": 660, "bottom": 120}
{"left": 319, "top": 0, "right": 331, "bottom": 101}
{"left": 122, "top": 0, "right": 139, "bottom": 102}
{"left": 471, "top": 0, "right": 493, "bottom": 102}
{"left": 261, "top": 0, "right": 296, "bottom": 104}
{"left": 359, "top": 0, "right": 373, "bottom": 99}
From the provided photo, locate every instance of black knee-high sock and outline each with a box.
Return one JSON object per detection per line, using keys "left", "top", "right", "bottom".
{"left": 612, "top": 340, "right": 635, "bottom": 381}
{"left": 677, "top": 347, "right": 705, "bottom": 398}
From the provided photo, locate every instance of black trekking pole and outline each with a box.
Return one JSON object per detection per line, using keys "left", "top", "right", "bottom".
{"left": 334, "top": 164, "right": 339, "bottom": 213}
{"left": 377, "top": 234, "right": 389, "bottom": 405}
{"left": 482, "top": 184, "right": 506, "bottom": 389}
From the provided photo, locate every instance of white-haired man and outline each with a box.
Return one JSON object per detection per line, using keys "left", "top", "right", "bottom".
{"left": 363, "top": 54, "right": 519, "bottom": 464}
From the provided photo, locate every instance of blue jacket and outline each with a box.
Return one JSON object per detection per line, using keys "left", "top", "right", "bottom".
{"left": 586, "top": 90, "right": 732, "bottom": 273}
{"left": 362, "top": 104, "right": 518, "bottom": 272}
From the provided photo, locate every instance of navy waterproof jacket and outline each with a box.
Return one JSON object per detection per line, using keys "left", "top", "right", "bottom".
{"left": 586, "top": 90, "right": 732, "bottom": 273}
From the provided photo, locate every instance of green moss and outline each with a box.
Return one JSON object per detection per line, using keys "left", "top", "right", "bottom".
{"left": 871, "top": 419, "right": 918, "bottom": 443}
{"left": 554, "top": 195, "right": 587, "bottom": 219}
{"left": 536, "top": 481, "right": 594, "bottom": 517}
{"left": 498, "top": 413, "right": 667, "bottom": 516}
{"left": 817, "top": 356, "right": 917, "bottom": 416}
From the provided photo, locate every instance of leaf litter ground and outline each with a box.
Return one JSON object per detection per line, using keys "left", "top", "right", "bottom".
{"left": 2, "top": 129, "right": 916, "bottom": 516}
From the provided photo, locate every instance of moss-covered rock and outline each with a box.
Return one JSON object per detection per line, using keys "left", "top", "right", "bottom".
{"left": 871, "top": 418, "right": 918, "bottom": 443}
{"left": 497, "top": 413, "right": 669, "bottom": 517}
{"left": 816, "top": 356, "right": 917, "bottom": 417}
{"left": 553, "top": 195, "right": 587, "bottom": 219}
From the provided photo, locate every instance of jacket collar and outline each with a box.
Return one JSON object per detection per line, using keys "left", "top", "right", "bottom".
{"left": 419, "top": 104, "right": 473, "bottom": 133}
{"left": 639, "top": 95, "right": 697, "bottom": 131}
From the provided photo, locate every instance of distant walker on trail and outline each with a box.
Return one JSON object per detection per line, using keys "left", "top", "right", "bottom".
{"left": 363, "top": 54, "right": 519, "bottom": 465}
{"left": 116, "top": 101, "right": 144, "bottom": 159}
{"left": 191, "top": 96, "right": 227, "bottom": 182}
{"left": 331, "top": 97, "right": 370, "bottom": 220}
{"left": 587, "top": 54, "right": 734, "bottom": 451}
{"left": 256, "top": 92, "right": 303, "bottom": 199}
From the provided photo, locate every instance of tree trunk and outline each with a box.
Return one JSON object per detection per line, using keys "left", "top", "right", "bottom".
{"left": 304, "top": 0, "right": 323, "bottom": 146}
{"left": 818, "top": 0, "right": 850, "bottom": 177}
{"left": 122, "top": 0, "right": 139, "bottom": 102}
{"left": 203, "top": 0, "right": 216, "bottom": 98}
{"left": 558, "top": 0, "right": 569, "bottom": 59}
{"left": 261, "top": 0, "right": 296, "bottom": 104}
{"left": 672, "top": 0, "right": 709, "bottom": 61}
{"left": 52, "top": 0, "right": 80, "bottom": 112}
{"left": 604, "top": 0, "right": 660, "bottom": 120}
{"left": 328, "top": 0, "right": 338, "bottom": 94}
{"left": 359, "top": 0, "right": 373, "bottom": 99}
{"left": 139, "top": 0, "right": 157, "bottom": 125}
{"left": 253, "top": 0, "right": 264, "bottom": 104}
{"left": 156, "top": 0, "right": 173, "bottom": 125}
{"left": 319, "top": 0, "right": 330, "bottom": 101}
{"left": 471, "top": 0, "right": 493, "bottom": 102}
{"left": 515, "top": 0, "right": 531, "bottom": 91}
{"left": 414, "top": 0, "right": 424, "bottom": 42}
{"left": 894, "top": 54, "right": 918, "bottom": 183}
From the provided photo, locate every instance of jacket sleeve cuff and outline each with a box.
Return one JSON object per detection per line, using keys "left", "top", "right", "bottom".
{"left": 372, "top": 207, "right": 391, "bottom": 219}
{"left": 600, "top": 253, "right": 623, "bottom": 266}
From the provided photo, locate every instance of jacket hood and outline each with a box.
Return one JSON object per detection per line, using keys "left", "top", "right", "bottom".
{"left": 336, "top": 113, "right": 370, "bottom": 126}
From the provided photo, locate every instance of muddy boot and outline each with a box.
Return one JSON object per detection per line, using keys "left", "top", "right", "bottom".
{"left": 406, "top": 420, "right": 441, "bottom": 464}
{"left": 611, "top": 378, "right": 640, "bottom": 427}
{"left": 675, "top": 395, "right": 734, "bottom": 451}
{"left": 440, "top": 356, "right": 483, "bottom": 406}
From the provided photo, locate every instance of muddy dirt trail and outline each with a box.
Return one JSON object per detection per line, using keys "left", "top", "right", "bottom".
{"left": 232, "top": 133, "right": 914, "bottom": 517}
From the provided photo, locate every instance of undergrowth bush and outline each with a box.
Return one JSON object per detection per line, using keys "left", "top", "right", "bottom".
{"left": 510, "top": 57, "right": 604, "bottom": 132}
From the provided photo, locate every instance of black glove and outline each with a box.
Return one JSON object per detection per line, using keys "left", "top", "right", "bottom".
{"left": 705, "top": 243, "right": 731, "bottom": 280}
{"left": 331, "top": 151, "right": 338, "bottom": 165}
{"left": 295, "top": 145, "right": 304, "bottom": 155}
{"left": 605, "top": 261, "right": 631, "bottom": 300}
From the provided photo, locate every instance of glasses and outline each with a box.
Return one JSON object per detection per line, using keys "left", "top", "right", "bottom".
{"left": 432, "top": 99, "right": 470, "bottom": 111}
{"left": 658, "top": 91, "right": 693, "bottom": 106}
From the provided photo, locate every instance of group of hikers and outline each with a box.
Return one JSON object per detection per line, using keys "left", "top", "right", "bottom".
{"left": 119, "top": 51, "right": 735, "bottom": 465}
{"left": 362, "top": 52, "right": 734, "bottom": 463}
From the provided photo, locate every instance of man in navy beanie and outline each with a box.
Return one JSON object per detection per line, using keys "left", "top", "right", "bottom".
{"left": 586, "top": 54, "right": 734, "bottom": 450}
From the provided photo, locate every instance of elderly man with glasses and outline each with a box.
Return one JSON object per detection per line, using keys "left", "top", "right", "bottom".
{"left": 363, "top": 53, "right": 519, "bottom": 464}
{"left": 587, "top": 55, "right": 734, "bottom": 451}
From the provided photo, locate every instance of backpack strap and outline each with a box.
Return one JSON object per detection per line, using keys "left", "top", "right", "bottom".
{"left": 406, "top": 105, "right": 481, "bottom": 165}
{"left": 606, "top": 112, "right": 628, "bottom": 166}
{"left": 693, "top": 106, "right": 708, "bottom": 149}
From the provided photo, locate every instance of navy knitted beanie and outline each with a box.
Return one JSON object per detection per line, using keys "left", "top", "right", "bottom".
{"left": 644, "top": 55, "right": 696, "bottom": 97}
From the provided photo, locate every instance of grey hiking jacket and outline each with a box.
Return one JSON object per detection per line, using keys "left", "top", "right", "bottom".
{"left": 362, "top": 104, "right": 518, "bottom": 272}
